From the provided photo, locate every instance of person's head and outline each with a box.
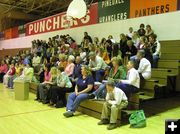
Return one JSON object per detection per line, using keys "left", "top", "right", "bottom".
{"left": 105, "top": 39, "right": 112, "bottom": 46}
{"left": 84, "top": 32, "right": 88, "bottom": 36}
{"left": 127, "top": 40, "right": 133, "bottom": 47}
{"left": 98, "top": 47, "right": 105, "bottom": 56}
{"left": 111, "top": 57, "right": 122, "bottom": 67}
{"left": 68, "top": 55, "right": 75, "bottom": 63}
{"left": 106, "top": 80, "right": 115, "bottom": 93}
{"left": 81, "top": 65, "right": 92, "bottom": 77}
{"left": 132, "top": 31, "right": 139, "bottom": 39}
{"left": 136, "top": 50, "right": 145, "bottom": 60}
{"left": 50, "top": 67, "right": 57, "bottom": 76}
{"left": 126, "top": 60, "right": 135, "bottom": 70}
{"left": 108, "top": 35, "right": 113, "bottom": 40}
{"left": 88, "top": 52, "right": 96, "bottom": 61}
{"left": 75, "top": 56, "right": 81, "bottom": 64}
{"left": 140, "top": 36, "right": 147, "bottom": 44}
{"left": 1, "top": 60, "right": 5, "bottom": 65}
{"left": 120, "top": 33, "right": 126, "bottom": 40}
{"left": 94, "top": 37, "right": 99, "bottom": 43}
{"left": 15, "top": 63, "right": 19, "bottom": 68}
{"left": 146, "top": 25, "right": 152, "bottom": 31}
{"left": 44, "top": 64, "right": 51, "bottom": 72}
{"left": 10, "top": 62, "right": 15, "bottom": 68}
{"left": 101, "top": 38, "right": 106, "bottom": 44}
{"left": 129, "top": 27, "right": 133, "bottom": 33}
{"left": 59, "top": 54, "right": 67, "bottom": 62}
{"left": 149, "top": 34, "right": 157, "bottom": 44}
{"left": 140, "top": 23, "right": 145, "bottom": 29}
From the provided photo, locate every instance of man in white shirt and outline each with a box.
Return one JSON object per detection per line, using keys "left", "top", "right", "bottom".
{"left": 98, "top": 81, "right": 128, "bottom": 130}
{"left": 116, "top": 60, "right": 140, "bottom": 97}
{"left": 136, "top": 50, "right": 151, "bottom": 80}
{"left": 88, "top": 52, "right": 107, "bottom": 82}
{"left": 149, "top": 34, "right": 161, "bottom": 68}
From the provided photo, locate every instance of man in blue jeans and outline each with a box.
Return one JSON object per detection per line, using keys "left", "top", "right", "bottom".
{"left": 116, "top": 60, "right": 140, "bottom": 98}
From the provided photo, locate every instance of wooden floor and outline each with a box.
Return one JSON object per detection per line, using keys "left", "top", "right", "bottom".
{"left": 0, "top": 84, "right": 180, "bottom": 134}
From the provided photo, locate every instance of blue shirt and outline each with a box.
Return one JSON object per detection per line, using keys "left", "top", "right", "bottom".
{"left": 76, "top": 75, "right": 94, "bottom": 92}
{"left": 73, "top": 64, "right": 82, "bottom": 79}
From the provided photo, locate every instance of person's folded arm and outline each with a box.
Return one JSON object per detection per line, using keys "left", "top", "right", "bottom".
{"left": 78, "top": 84, "right": 93, "bottom": 94}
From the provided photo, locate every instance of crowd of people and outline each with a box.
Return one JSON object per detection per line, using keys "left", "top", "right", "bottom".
{"left": 0, "top": 23, "right": 161, "bottom": 130}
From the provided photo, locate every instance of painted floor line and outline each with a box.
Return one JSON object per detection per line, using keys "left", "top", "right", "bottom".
{"left": 0, "top": 108, "right": 56, "bottom": 118}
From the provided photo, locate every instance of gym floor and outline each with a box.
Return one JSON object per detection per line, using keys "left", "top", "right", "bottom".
{"left": 0, "top": 84, "right": 179, "bottom": 134}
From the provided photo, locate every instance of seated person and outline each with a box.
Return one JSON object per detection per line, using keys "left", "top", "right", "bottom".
{"left": 97, "top": 47, "right": 111, "bottom": 65}
{"left": 15, "top": 63, "right": 22, "bottom": 77}
{"left": 138, "top": 23, "right": 146, "bottom": 37}
{"left": 88, "top": 57, "right": 126, "bottom": 99}
{"left": 3, "top": 62, "right": 16, "bottom": 89}
{"left": 58, "top": 54, "right": 67, "bottom": 69}
{"left": 32, "top": 53, "right": 41, "bottom": 73}
{"left": 149, "top": 34, "right": 161, "bottom": 68}
{"left": 125, "top": 40, "right": 137, "bottom": 58}
{"left": 7, "top": 62, "right": 16, "bottom": 89}
{"left": 39, "top": 67, "right": 58, "bottom": 104}
{"left": 64, "top": 55, "right": 75, "bottom": 77}
{"left": 71, "top": 56, "right": 82, "bottom": 84}
{"left": 49, "top": 67, "right": 73, "bottom": 108}
{"left": 0, "top": 60, "right": 9, "bottom": 83}
{"left": 98, "top": 80, "right": 128, "bottom": 130}
{"left": 116, "top": 60, "right": 140, "bottom": 97}
{"left": 63, "top": 66, "right": 94, "bottom": 118}
{"left": 22, "top": 62, "right": 34, "bottom": 81}
{"left": 88, "top": 52, "right": 107, "bottom": 82}
{"left": 35, "top": 64, "right": 51, "bottom": 102}
{"left": 136, "top": 50, "right": 151, "bottom": 80}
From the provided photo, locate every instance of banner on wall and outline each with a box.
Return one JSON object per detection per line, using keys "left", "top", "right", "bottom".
{"left": 18, "top": 25, "right": 26, "bottom": 35}
{"left": 12, "top": 27, "right": 19, "bottom": 38}
{"left": 130, "top": 0, "right": 177, "bottom": 18}
{"left": 26, "top": 3, "right": 98, "bottom": 36}
{"left": 98, "top": 0, "right": 130, "bottom": 23}
{"left": 4, "top": 29, "right": 12, "bottom": 39}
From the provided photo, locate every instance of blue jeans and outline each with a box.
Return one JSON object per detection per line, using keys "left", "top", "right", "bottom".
{"left": 8, "top": 76, "right": 14, "bottom": 88}
{"left": 66, "top": 92, "right": 89, "bottom": 112}
{"left": 153, "top": 55, "right": 159, "bottom": 68}
{"left": 93, "top": 84, "right": 106, "bottom": 99}
{"left": 95, "top": 69, "right": 105, "bottom": 82}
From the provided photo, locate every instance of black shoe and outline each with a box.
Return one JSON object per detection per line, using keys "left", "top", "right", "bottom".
{"left": 42, "top": 100, "right": 49, "bottom": 104}
{"left": 63, "top": 111, "right": 74, "bottom": 118}
{"left": 107, "top": 123, "right": 117, "bottom": 130}
{"left": 88, "top": 94, "right": 95, "bottom": 99}
{"left": 34, "top": 98, "right": 39, "bottom": 101}
{"left": 97, "top": 119, "right": 109, "bottom": 125}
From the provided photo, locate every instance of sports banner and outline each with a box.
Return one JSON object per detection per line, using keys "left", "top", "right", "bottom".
{"left": 178, "top": 0, "right": 180, "bottom": 10}
{"left": 98, "top": 0, "right": 130, "bottom": 23}
{"left": 130, "top": 0, "right": 177, "bottom": 18}
{"left": 26, "top": 3, "right": 98, "bottom": 36}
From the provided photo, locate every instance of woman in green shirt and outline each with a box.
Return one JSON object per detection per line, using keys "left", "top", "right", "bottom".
{"left": 88, "top": 57, "right": 126, "bottom": 99}
{"left": 49, "top": 67, "right": 73, "bottom": 108}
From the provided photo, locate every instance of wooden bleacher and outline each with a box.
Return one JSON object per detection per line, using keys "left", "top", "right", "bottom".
{"left": 28, "top": 40, "right": 180, "bottom": 121}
